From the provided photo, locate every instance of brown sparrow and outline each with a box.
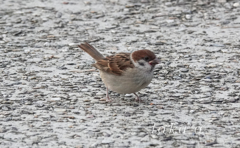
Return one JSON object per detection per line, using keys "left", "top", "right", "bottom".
{"left": 78, "top": 42, "right": 159, "bottom": 102}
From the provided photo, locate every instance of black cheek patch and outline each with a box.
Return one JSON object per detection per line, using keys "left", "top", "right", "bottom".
{"left": 138, "top": 62, "right": 144, "bottom": 66}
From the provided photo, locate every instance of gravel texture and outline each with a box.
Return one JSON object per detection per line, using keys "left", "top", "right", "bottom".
{"left": 1, "top": 0, "right": 240, "bottom": 147}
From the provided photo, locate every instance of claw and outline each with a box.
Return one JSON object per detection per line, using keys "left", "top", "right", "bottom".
{"left": 134, "top": 93, "right": 144, "bottom": 103}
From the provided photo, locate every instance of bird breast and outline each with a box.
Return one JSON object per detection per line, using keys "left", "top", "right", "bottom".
{"left": 99, "top": 67, "right": 154, "bottom": 94}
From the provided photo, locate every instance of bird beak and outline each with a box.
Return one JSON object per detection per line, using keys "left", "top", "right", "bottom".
{"left": 149, "top": 58, "right": 160, "bottom": 65}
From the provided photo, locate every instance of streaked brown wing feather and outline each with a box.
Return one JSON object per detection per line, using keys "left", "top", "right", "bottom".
{"left": 93, "top": 53, "right": 134, "bottom": 75}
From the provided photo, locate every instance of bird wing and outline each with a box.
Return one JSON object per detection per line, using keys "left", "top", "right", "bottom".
{"left": 93, "top": 53, "right": 134, "bottom": 76}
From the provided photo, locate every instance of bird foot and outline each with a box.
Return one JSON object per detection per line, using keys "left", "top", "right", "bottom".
{"left": 134, "top": 93, "right": 144, "bottom": 103}
{"left": 106, "top": 98, "right": 112, "bottom": 102}
{"left": 135, "top": 98, "right": 144, "bottom": 103}
{"left": 100, "top": 97, "right": 112, "bottom": 102}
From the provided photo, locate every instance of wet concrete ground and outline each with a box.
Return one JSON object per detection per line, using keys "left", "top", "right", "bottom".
{"left": 1, "top": 0, "right": 240, "bottom": 147}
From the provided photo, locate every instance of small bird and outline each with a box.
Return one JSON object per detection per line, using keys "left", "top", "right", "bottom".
{"left": 78, "top": 42, "right": 159, "bottom": 102}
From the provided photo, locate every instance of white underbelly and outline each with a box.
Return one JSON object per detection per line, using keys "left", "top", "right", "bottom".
{"left": 99, "top": 69, "right": 153, "bottom": 94}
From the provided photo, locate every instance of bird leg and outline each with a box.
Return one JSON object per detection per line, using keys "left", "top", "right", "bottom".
{"left": 134, "top": 93, "right": 140, "bottom": 102}
{"left": 105, "top": 88, "right": 111, "bottom": 102}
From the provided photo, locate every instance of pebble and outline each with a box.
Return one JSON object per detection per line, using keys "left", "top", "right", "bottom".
{"left": 151, "top": 134, "right": 158, "bottom": 139}
{"left": 166, "top": 20, "right": 174, "bottom": 23}
{"left": 0, "top": 127, "right": 7, "bottom": 133}
{"left": 181, "top": 140, "right": 196, "bottom": 145}
{"left": 54, "top": 108, "right": 67, "bottom": 112}
{"left": 50, "top": 98, "right": 61, "bottom": 101}
{"left": 180, "top": 68, "right": 189, "bottom": 72}
{"left": 185, "top": 14, "right": 192, "bottom": 20}
{"left": 81, "top": 89, "right": 89, "bottom": 92}
{"left": 56, "top": 12, "right": 62, "bottom": 18}
{"left": 141, "top": 135, "right": 150, "bottom": 142}
{"left": 102, "top": 138, "right": 114, "bottom": 144}
{"left": 218, "top": 0, "right": 226, "bottom": 3}
{"left": 96, "top": 92, "right": 105, "bottom": 96}
{"left": 99, "top": 98, "right": 107, "bottom": 101}
{"left": 68, "top": 43, "right": 78, "bottom": 47}
{"left": 165, "top": 2, "right": 172, "bottom": 6}
{"left": 125, "top": 94, "right": 132, "bottom": 97}
{"left": 138, "top": 132, "right": 147, "bottom": 137}
{"left": 90, "top": 142, "right": 99, "bottom": 147}
{"left": 224, "top": 3, "right": 232, "bottom": 9}
{"left": 233, "top": 3, "right": 239, "bottom": 7}
{"left": 141, "top": 0, "right": 149, "bottom": 3}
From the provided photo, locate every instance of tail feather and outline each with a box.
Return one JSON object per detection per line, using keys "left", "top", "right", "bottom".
{"left": 78, "top": 42, "right": 104, "bottom": 61}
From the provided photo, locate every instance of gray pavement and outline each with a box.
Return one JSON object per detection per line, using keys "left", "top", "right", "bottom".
{"left": 0, "top": 0, "right": 240, "bottom": 147}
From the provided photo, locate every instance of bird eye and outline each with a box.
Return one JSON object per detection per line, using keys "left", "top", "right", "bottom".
{"left": 144, "top": 56, "right": 149, "bottom": 61}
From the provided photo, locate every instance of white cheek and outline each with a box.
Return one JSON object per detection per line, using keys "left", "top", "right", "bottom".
{"left": 134, "top": 60, "right": 152, "bottom": 71}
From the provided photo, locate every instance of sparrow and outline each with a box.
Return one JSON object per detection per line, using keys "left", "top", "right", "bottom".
{"left": 78, "top": 42, "right": 159, "bottom": 102}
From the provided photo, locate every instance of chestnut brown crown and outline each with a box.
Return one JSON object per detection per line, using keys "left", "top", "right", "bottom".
{"left": 131, "top": 50, "right": 156, "bottom": 62}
